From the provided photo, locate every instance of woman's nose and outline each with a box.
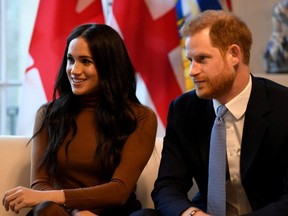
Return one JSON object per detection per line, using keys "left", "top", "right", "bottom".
{"left": 71, "top": 62, "right": 81, "bottom": 75}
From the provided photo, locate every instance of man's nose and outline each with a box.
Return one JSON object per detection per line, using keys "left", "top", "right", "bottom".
{"left": 188, "top": 61, "right": 200, "bottom": 77}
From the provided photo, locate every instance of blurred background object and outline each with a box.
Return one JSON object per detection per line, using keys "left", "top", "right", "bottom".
{"left": 264, "top": 0, "right": 288, "bottom": 73}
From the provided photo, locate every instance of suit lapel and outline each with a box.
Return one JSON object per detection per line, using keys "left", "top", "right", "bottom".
{"left": 189, "top": 96, "right": 215, "bottom": 172}
{"left": 240, "top": 77, "right": 271, "bottom": 179}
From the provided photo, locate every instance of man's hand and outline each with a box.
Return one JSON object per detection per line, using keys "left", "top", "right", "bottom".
{"left": 181, "top": 207, "right": 211, "bottom": 216}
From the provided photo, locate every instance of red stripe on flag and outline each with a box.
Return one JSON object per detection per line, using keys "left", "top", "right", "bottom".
{"left": 28, "top": 0, "right": 105, "bottom": 101}
{"left": 226, "top": 0, "right": 232, "bottom": 11}
{"left": 113, "top": 0, "right": 183, "bottom": 126}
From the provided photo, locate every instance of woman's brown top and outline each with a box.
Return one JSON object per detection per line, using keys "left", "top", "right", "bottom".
{"left": 30, "top": 99, "right": 157, "bottom": 214}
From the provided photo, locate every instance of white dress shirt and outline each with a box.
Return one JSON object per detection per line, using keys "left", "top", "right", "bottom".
{"left": 213, "top": 76, "right": 253, "bottom": 215}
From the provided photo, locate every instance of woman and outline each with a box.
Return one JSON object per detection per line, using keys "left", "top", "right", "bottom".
{"left": 2, "top": 24, "right": 157, "bottom": 216}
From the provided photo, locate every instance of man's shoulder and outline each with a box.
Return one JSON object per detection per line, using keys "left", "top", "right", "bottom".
{"left": 253, "top": 76, "right": 288, "bottom": 99}
{"left": 253, "top": 76, "right": 288, "bottom": 92}
{"left": 250, "top": 76, "right": 288, "bottom": 116}
{"left": 173, "top": 90, "right": 198, "bottom": 103}
{"left": 171, "top": 90, "right": 212, "bottom": 113}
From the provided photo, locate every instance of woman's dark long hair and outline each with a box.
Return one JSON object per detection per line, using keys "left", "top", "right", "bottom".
{"left": 34, "top": 24, "right": 140, "bottom": 178}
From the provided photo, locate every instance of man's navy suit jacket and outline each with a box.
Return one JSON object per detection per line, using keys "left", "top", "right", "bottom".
{"left": 152, "top": 76, "right": 288, "bottom": 216}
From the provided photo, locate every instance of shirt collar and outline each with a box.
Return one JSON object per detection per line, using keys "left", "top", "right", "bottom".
{"left": 213, "top": 75, "right": 252, "bottom": 120}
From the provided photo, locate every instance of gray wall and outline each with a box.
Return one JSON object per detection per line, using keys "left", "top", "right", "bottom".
{"left": 232, "top": 0, "right": 288, "bottom": 86}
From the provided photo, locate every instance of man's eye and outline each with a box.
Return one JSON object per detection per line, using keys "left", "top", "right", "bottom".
{"left": 199, "top": 56, "right": 207, "bottom": 61}
{"left": 186, "top": 57, "right": 192, "bottom": 63}
{"left": 195, "top": 56, "right": 208, "bottom": 63}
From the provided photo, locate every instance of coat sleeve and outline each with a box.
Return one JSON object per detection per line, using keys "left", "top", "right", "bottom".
{"left": 152, "top": 100, "right": 196, "bottom": 216}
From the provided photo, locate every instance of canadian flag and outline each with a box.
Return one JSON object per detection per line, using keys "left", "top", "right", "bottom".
{"left": 109, "top": 0, "right": 232, "bottom": 136}
{"left": 17, "top": 0, "right": 105, "bottom": 135}
{"left": 109, "top": 0, "right": 186, "bottom": 136}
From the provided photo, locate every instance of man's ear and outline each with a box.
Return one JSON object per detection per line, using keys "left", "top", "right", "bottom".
{"left": 228, "top": 44, "right": 241, "bottom": 65}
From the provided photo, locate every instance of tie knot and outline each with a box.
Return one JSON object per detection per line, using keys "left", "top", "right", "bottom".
{"left": 216, "top": 105, "right": 227, "bottom": 118}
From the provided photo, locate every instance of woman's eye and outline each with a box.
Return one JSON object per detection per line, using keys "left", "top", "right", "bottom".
{"left": 82, "top": 59, "right": 94, "bottom": 64}
{"left": 82, "top": 59, "right": 95, "bottom": 65}
{"left": 82, "top": 59, "right": 90, "bottom": 64}
{"left": 67, "top": 56, "right": 74, "bottom": 63}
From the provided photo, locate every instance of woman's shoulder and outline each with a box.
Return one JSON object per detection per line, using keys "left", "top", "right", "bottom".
{"left": 35, "top": 102, "right": 51, "bottom": 118}
{"left": 130, "top": 102, "right": 157, "bottom": 135}
{"left": 130, "top": 103, "right": 156, "bottom": 119}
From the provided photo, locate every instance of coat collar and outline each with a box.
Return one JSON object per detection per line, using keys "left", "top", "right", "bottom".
{"left": 240, "top": 75, "right": 271, "bottom": 179}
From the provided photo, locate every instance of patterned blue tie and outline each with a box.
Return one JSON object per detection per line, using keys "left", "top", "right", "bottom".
{"left": 207, "top": 105, "right": 227, "bottom": 216}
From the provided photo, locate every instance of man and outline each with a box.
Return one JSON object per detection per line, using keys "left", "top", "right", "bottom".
{"left": 151, "top": 10, "right": 288, "bottom": 216}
